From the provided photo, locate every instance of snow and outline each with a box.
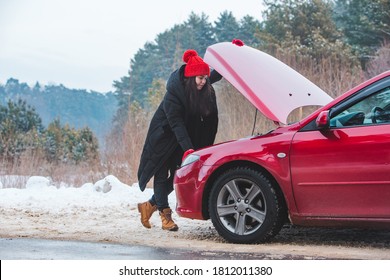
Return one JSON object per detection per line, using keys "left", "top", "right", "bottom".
{"left": 0, "top": 174, "right": 216, "bottom": 250}
{"left": 0, "top": 175, "right": 175, "bottom": 212}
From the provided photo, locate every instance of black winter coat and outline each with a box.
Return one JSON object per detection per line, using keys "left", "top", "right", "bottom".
{"left": 137, "top": 65, "right": 221, "bottom": 191}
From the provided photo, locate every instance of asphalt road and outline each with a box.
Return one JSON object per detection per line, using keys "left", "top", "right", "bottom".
{"left": 0, "top": 237, "right": 329, "bottom": 260}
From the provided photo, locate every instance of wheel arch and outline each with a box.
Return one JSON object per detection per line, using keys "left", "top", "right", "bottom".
{"left": 201, "top": 160, "right": 288, "bottom": 221}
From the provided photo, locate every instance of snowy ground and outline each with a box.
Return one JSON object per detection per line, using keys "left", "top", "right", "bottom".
{"left": 1, "top": 175, "right": 389, "bottom": 260}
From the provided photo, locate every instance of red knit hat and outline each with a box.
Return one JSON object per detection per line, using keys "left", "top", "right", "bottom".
{"left": 183, "top": 49, "right": 210, "bottom": 77}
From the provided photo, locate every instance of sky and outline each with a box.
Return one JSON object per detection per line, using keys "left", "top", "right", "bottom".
{"left": 0, "top": 0, "right": 264, "bottom": 93}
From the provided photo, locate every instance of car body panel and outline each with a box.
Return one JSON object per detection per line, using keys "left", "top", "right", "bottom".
{"left": 175, "top": 128, "right": 298, "bottom": 219}
{"left": 204, "top": 42, "right": 333, "bottom": 124}
{"left": 290, "top": 125, "right": 390, "bottom": 218}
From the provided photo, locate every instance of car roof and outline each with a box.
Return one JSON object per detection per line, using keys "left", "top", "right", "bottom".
{"left": 204, "top": 42, "right": 333, "bottom": 124}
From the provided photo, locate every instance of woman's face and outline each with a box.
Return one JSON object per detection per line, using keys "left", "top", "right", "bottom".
{"left": 195, "top": 75, "right": 207, "bottom": 90}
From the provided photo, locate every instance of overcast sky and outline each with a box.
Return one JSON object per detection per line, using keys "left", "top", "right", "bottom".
{"left": 0, "top": 0, "right": 264, "bottom": 92}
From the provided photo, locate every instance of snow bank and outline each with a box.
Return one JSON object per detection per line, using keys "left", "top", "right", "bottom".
{"left": 0, "top": 175, "right": 165, "bottom": 213}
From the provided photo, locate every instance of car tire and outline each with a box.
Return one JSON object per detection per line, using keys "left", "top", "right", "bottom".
{"left": 209, "top": 167, "right": 286, "bottom": 243}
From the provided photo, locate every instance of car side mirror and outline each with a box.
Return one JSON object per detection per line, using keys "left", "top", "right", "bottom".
{"left": 316, "top": 110, "right": 330, "bottom": 129}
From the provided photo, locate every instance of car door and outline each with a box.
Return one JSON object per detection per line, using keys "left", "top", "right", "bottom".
{"left": 290, "top": 79, "right": 390, "bottom": 218}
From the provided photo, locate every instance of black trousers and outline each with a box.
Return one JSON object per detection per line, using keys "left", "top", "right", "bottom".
{"left": 149, "top": 147, "right": 181, "bottom": 211}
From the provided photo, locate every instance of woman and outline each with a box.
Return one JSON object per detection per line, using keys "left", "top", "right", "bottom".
{"left": 137, "top": 49, "right": 222, "bottom": 231}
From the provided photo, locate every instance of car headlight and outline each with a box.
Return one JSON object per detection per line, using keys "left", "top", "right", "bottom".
{"left": 181, "top": 154, "right": 200, "bottom": 167}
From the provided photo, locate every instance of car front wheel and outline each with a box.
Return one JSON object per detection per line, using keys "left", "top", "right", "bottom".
{"left": 209, "top": 167, "right": 286, "bottom": 243}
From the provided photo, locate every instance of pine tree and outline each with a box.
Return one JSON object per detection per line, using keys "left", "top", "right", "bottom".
{"left": 0, "top": 99, "right": 44, "bottom": 159}
{"left": 261, "top": 0, "right": 342, "bottom": 48}
{"left": 214, "top": 11, "right": 240, "bottom": 42}
{"left": 333, "top": 0, "right": 390, "bottom": 62}
{"left": 239, "top": 16, "right": 262, "bottom": 47}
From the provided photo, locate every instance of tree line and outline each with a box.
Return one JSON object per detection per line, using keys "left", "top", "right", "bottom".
{"left": 112, "top": 0, "right": 389, "bottom": 130}
{"left": 0, "top": 79, "right": 118, "bottom": 144}
{"left": 0, "top": 80, "right": 116, "bottom": 167}
{"left": 0, "top": 99, "right": 99, "bottom": 165}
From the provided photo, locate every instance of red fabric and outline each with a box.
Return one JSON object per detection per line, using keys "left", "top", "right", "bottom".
{"left": 182, "top": 149, "right": 195, "bottom": 161}
{"left": 232, "top": 39, "right": 244, "bottom": 46}
{"left": 183, "top": 50, "right": 210, "bottom": 77}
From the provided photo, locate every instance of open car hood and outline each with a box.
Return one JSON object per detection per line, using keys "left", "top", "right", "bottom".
{"left": 204, "top": 42, "right": 333, "bottom": 124}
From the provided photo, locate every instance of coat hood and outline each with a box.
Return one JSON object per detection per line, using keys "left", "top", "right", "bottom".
{"left": 204, "top": 42, "right": 333, "bottom": 124}
{"left": 166, "top": 65, "right": 185, "bottom": 95}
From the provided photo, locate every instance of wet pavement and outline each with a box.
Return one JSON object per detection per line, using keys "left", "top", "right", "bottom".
{"left": 0, "top": 237, "right": 327, "bottom": 260}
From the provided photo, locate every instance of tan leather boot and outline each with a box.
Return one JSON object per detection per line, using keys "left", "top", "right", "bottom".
{"left": 137, "top": 201, "right": 157, "bottom": 229}
{"left": 159, "top": 208, "right": 179, "bottom": 231}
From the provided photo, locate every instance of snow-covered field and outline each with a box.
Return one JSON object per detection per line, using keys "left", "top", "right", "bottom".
{"left": 1, "top": 175, "right": 390, "bottom": 260}
{"left": 0, "top": 175, "right": 223, "bottom": 250}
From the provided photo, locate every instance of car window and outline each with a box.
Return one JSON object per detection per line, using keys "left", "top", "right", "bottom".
{"left": 330, "top": 86, "right": 390, "bottom": 128}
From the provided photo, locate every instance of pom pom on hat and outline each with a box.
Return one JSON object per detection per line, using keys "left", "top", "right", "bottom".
{"left": 183, "top": 50, "right": 198, "bottom": 63}
{"left": 183, "top": 49, "right": 210, "bottom": 77}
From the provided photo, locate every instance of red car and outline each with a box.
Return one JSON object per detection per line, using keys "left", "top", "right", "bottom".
{"left": 174, "top": 41, "right": 390, "bottom": 244}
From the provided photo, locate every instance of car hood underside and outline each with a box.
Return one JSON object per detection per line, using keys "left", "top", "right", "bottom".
{"left": 204, "top": 42, "right": 333, "bottom": 124}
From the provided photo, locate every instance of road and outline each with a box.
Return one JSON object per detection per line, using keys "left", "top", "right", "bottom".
{"left": 0, "top": 237, "right": 331, "bottom": 260}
